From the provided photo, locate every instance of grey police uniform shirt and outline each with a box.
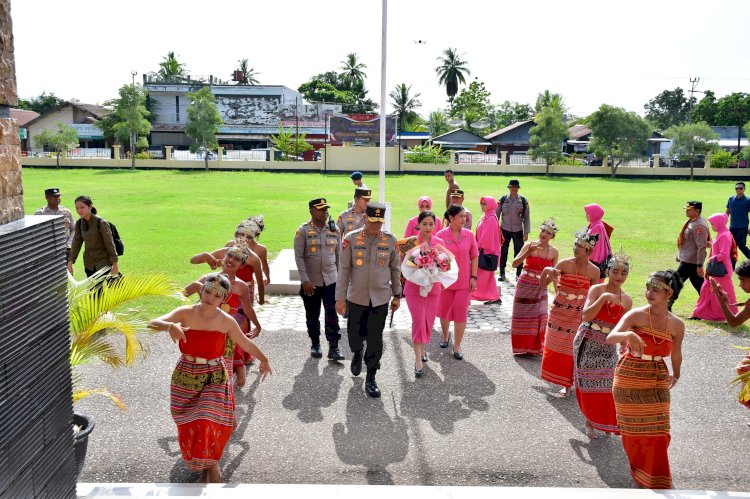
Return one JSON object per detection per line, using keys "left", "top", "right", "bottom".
{"left": 497, "top": 196, "right": 530, "bottom": 235}
{"left": 294, "top": 221, "right": 340, "bottom": 287}
{"left": 678, "top": 216, "right": 709, "bottom": 266}
{"left": 335, "top": 228, "right": 402, "bottom": 308}
{"left": 337, "top": 207, "right": 367, "bottom": 237}
{"left": 35, "top": 205, "right": 75, "bottom": 247}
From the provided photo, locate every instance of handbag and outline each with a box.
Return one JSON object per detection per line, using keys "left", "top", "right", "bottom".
{"left": 595, "top": 254, "right": 613, "bottom": 279}
{"left": 706, "top": 259, "right": 727, "bottom": 277}
{"left": 478, "top": 249, "right": 499, "bottom": 271}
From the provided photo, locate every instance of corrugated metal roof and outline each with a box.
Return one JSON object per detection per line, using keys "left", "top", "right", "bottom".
{"left": 484, "top": 120, "right": 534, "bottom": 140}
{"left": 567, "top": 124, "right": 591, "bottom": 140}
{"left": 10, "top": 108, "right": 39, "bottom": 127}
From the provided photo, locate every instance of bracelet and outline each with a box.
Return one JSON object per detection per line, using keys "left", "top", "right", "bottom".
{"left": 471, "top": 275, "right": 477, "bottom": 279}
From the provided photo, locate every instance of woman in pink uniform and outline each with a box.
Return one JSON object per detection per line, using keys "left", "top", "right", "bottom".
{"left": 691, "top": 213, "right": 738, "bottom": 321}
{"left": 471, "top": 196, "right": 502, "bottom": 304}
{"left": 404, "top": 196, "right": 433, "bottom": 238}
{"left": 436, "top": 205, "right": 479, "bottom": 359}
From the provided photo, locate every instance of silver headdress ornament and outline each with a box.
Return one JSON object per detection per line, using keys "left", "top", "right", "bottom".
{"left": 226, "top": 241, "right": 250, "bottom": 264}
{"left": 540, "top": 217, "right": 559, "bottom": 234}
{"left": 236, "top": 223, "right": 255, "bottom": 237}
{"left": 237, "top": 215, "right": 265, "bottom": 238}
{"left": 246, "top": 215, "right": 265, "bottom": 234}
{"left": 202, "top": 273, "right": 230, "bottom": 297}
{"left": 574, "top": 228, "right": 599, "bottom": 250}
{"left": 608, "top": 249, "right": 631, "bottom": 272}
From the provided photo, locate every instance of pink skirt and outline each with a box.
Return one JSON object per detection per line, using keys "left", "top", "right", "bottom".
{"left": 438, "top": 288, "right": 471, "bottom": 322}
{"left": 471, "top": 268, "right": 499, "bottom": 301}
{"left": 405, "top": 291, "right": 441, "bottom": 344}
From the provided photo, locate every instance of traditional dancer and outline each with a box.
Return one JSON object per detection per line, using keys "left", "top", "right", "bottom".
{"left": 241, "top": 216, "right": 270, "bottom": 285}
{"left": 150, "top": 273, "right": 271, "bottom": 483}
{"left": 573, "top": 251, "right": 633, "bottom": 438}
{"left": 607, "top": 270, "right": 684, "bottom": 489}
{"left": 540, "top": 229, "right": 600, "bottom": 395}
{"left": 691, "top": 213, "right": 738, "bottom": 321}
{"left": 404, "top": 196, "right": 433, "bottom": 237}
{"left": 472, "top": 196, "right": 502, "bottom": 305}
{"left": 509, "top": 218, "right": 559, "bottom": 355}
{"left": 436, "top": 205, "right": 478, "bottom": 359}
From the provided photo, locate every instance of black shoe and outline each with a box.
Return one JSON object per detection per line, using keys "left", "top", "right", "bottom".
{"left": 350, "top": 349, "right": 363, "bottom": 376}
{"left": 484, "top": 299, "right": 502, "bottom": 305}
{"left": 498, "top": 275, "right": 506, "bottom": 282}
{"left": 328, "top": 341, "right": 345, "bottom": 361}
{"left": 415, "top": 365, "right": 424, "bottom": 378}
{"left": 365, "top": 371, "right": 381, "bottom": 398}
{"left": 439, "top": 338, "right": 449, "bottom": 348}
{"left": 421, "top": 353, "right": 428, "bottom": 362}
{"left": 453, "top": 350, "right": 464, "bottom": 360}
{"left": 310, "top": 344, "right": 323, "bottom": 358}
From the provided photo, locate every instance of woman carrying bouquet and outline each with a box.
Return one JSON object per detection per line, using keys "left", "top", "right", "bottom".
{"left": 606, "top": 270, "right": 684, "bottom": 489}
{"left": 436, "top": 205, "right": 479, "bottom": 359}
{"left": 404, "top": 196, "right": 433, "bottom": 237}
{"left": 402, "top": 211, "right": 455, "bottom": 377}
{"left": 509, "top": 218, "right": 559, "bottom": 355}
{"left": 691, "top": 213, "right": 737, "bottom": 321}
{"left": 471, "top": 196, "right": 502, "bottom": 305}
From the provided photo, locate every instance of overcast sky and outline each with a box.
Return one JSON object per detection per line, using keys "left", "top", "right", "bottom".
{"left": 11, "top": 0, "right": 750, "bottom": 119}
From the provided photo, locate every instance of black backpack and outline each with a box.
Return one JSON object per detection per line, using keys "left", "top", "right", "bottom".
{"left": 97, "top": 217, "right": 124, "bottom": 256}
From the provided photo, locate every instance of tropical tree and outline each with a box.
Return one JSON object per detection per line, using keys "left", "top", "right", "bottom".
{"left": 185, "top": 86, "right": 224, "bottom": 170}
{"left": 69, "top": 270, "right": 184, "bottom": 409}
{"left": 643, "top": 87, "right": 693, "bottom": 130}
{"left": 587, "top": 104, "right": 651, "bottom": 178}
{"left": 389, "top": 83, "right": 422, "bottom": 131}
{"left": 234, "top": 59, "right": 260, "bottom": 85}
{"left": 33, "top": 122, "right": 79, "bottom": 167}
{"left": 428, "top": 110, "right": 451, "bottom": 138}
{"left": 271, "top": 125, "right": 312, "bottom": 160}
{"left": 692, "top": 90, "right": 718, "bottom": 125}
{"left": 534, "top": 90, "right": 565, "bottom": 114}
{"left": 401, "top": 116, "right": 429, "bottom": 132}
{"left": 488, "top": 100, "right": 533, "bottom": 130}
{"left": 716, "top": 92, "right": 750, "bottom": 150}
{"left": 528, "top": 106, "right": 568, "bottom": 176}
{"left": 404, "top": 143, "right": 451, "bottom": 164}
{"left": 18, "top": 91, "right": 65, "bottom": 115}
{"left": 663, "top": 121, "right": 719, "bottom": 179}
{"left": 157, "top": 51, "right": 187, "bottom": 82}
{"left": 339, "top": 53, "right": 367, "bottom": 89}
{"left": 435, "top": 47, "right": 470, "bottom": 108}
{"left": 97, "top": 84, "right": 152, "bottom": 168}
{"left": 450, "top": 80, "right": 492, "bottom": 132}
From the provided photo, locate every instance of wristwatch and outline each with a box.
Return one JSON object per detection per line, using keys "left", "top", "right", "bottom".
{"left": 471, "top": 275, "right": 477, "bottom": 279}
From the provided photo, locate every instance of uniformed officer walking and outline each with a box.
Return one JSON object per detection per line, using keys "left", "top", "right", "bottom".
{"left": 674, "top": 200, "right": 709, "bottom": 309}
{"left": 35, "top": 187, "right": 75, "bottom": 258}
{"left": 294, "top": 198, "right": 344, "bottom": 360}
{"left": 338, "top": 187, "right": 371, "bottom": 236}
{"left": 335, "top": 203, "right": 401, "bottom": 398}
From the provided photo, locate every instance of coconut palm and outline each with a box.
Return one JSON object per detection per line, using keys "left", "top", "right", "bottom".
{"left": 389, "top": 83, "right": 422, "bottom": 131}
{"left": 70, "top": 269, "right": 184, "bottom": 409}
{"left": 435, "top": 48, "right": 470, "bottom": 108}
{"left": 339, "top": 53, "right": 367, "bottom": 89}
{"left": 157, "top": 51, "right": 187, "bottom": 82}
{"left": 235, "top": 59, "right": 260, "bottom": 85}
{"left": 534, "top": 90, "right": 565, "bottom": 113}
{"left": 428, "top": 110, "right": 451, "bottom": 138}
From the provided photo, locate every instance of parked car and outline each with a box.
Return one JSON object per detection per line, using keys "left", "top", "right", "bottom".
{"left": 670, "top": 154, "right": 705, "bottom": 168}
{"left": 585, "top": 155, "right": 613, "bottom": 166}
{"left": 649, "top": 156, "right": 668, "bottom": 167}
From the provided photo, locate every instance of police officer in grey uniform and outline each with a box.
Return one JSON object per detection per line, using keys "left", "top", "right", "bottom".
{"left": 497, "top": 179, "right": 530, "bottom": 280}
{"left": 335, "top": 203, "right": 401, "bottom": 398}
{"left": 338, "top": 187, "right": 371, "bottom": 236}
{"left": 674, "top": 200, "right": 709, "bottom": 309}
{"left": 294, "top": 198, "right": 344, "bottom": 360}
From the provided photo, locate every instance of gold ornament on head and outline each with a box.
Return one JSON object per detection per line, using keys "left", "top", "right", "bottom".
{"left": 226, "top": 241, "right": 250, "bottom": 264}
{"left": 646, "top": 277, "right": 671, "bottom": 292}
{"left": 608, "top": 249, "right": 631, "bottom": 272}
{"left": 202, "top": 272, "right": 230, "bottom": 298}
{"left": 574, "top": 228, "right": 599, "bottom": 249}
{"left": 236, "top": 223, "right": 255, "bottom": 238}
{"left": 540, "top": 217, "right": 559, "bottom": 234}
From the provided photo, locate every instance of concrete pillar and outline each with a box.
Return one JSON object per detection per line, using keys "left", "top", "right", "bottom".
{"left": 705, "top": 151, "right": 712, "bottom": 169}
{"left": 652, "top": 154, "right": 659, "bottom": 168}
{"left": 0, "top": 0, "right": 22, "bottom": 225}
{"left": 164, "top": 145, "right": 172, "bottom": 161}
{"left": 113, "top": 144, "right": 121, "bottom": 160}
{"left": 217, "top": 146, "right": 223, "bottom": 162}
{"left": 500, "top": 150, "right": 508, "bottom": 165}
{"left": 269, "top": 147, "right": 275, "bottom": 162}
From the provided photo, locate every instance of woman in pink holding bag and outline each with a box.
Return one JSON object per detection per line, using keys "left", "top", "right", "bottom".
{"left": 472, "top": 196, "right": 502, "bottom": 305}
{"left": 691, "top": 212, "right": 738, "bottom": 321}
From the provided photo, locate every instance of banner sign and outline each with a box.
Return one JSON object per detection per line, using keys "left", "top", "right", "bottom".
{"left": 70, "top": 124, "right": 104, "bottom": 139}
{"left": 329, "top": 114, "right": 397, "bottom": 145}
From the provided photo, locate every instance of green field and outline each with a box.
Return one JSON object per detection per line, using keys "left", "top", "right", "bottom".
{"left": 21, "top": 168, "right": 749, "bottom": 336}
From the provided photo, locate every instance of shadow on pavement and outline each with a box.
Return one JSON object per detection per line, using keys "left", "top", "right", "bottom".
{"left": 332, "top": 379, "right": 409, "bottom": 484}
{"left": 532, "top": 385, "right": 585, "bottom": 435}
{"left": 282, "top": 356, "right": 345, "bottom": 422}
{"left": 513, "top": 353, "right": 542, "bottom": 378}
{"left": 156, "top": 435, "right": 198, "bottom": 483}
{"left": 223, "top": 375, "right": 261, "bottom": 481}
{"left": 569, "top": 436, "right": 631, "bottom": 488}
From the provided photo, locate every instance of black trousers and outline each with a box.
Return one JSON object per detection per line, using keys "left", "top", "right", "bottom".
{"left": 347, "top": 301, "right": 388, "bottom": 372}
{"left": 500, "top": 229, "right": 524, "bottom": 277}
{"left": 672, "top": 261, "right": 704, "bottom": 310}
{"left": 731, "top": 228, "right": 750, "bottom": 260}
{"left": 300, "top": 283, "right": 340, "bottom": 344}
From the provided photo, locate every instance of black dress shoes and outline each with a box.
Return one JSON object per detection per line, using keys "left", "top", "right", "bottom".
{"left": 350, "top": 349, "right": 363, "bottom": 376}
{"left": 328, "top": 341, "right": 345, "bottom": 361}
{"left": 365, "top": 371, "right": 381, "bottom": 398}
{"left": 310, "top": 344, "right": 323, "bottom": 358}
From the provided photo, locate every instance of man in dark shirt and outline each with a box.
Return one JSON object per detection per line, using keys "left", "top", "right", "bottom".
{"left": 727, "top": 181, "right": 750, "bottom": 260}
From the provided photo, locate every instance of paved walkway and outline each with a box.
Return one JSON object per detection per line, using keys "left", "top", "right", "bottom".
{"left": 74, "top": 280, "right": 750, "bottom": 493}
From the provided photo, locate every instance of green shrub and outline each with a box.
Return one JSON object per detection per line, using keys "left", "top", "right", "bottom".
{"left": 710, "top": 150, "right": 736, "bottom": 168}
{"left": 558, "top": 156, "right": 584, "bottom": 166}
{"left": 404, "top": 143, "right": 451, "bottom": 164}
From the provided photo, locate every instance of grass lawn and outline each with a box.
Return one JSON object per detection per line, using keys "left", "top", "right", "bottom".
{"left": 21, "top": 168, "right": 750, "bottom": 338}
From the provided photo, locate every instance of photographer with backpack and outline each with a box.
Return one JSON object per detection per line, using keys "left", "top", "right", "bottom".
{"left": 67, "top": 195, "right": 120, "bottom": 277}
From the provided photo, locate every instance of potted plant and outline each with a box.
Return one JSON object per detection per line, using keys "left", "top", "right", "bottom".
{"left": 69, "top": 269, "right": 184, "bottom": 477}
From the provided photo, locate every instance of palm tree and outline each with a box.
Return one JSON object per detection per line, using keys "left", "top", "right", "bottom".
{"left": 435, "top": 48, "right": 470, "bottom": 108}
{"left": 339, "top": 53, "right": 367, "bottom": 89}
{"left": 157, "top": 51, "right": 187, "bottom": 82}
{"left": 534, "top": 90, "right": 565, "bottom": 113}
{"left": 389, "top": 83, "right": 422, "bottom": 131}
{"left": 70, "top": 269, "right": 184, "bottom": 409}
{"left": 235, "top": 59, "right": 260, "bottom": 85}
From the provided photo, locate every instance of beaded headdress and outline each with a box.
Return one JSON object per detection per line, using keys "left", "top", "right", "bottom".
{"left": 608, "top": 249, "right": 631, "bottom": 272}
{"left": 202, "top": 273, "right": 230, "bottom": 298}
{"left": 646, "top": 273, "right": 672, "bottom": 292}
{"left": 540, "top": 217, "right": 558, "bottom": 234}
{"left": 574, "top": 228, "right": 599, "bottom": 250}
{"left": 226, "top": 241, "right": 250, "bottom": 264}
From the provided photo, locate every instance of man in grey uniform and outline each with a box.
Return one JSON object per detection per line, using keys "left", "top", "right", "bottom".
{"left": 335, "top": 203, "right": 401, "bottom": 398}
{"left": 338, "top": 187, "right": 371, "bottom": 236}
{"left": 294, "top": 198, "right": 344, "bottom": 360}
{"left": 674, "top": 200, "right": 709, "bottom": 309}
{"left": 35, "top": 187, "right": 75, "bottom": 258}
{"left": 496, "top": 179, "right": 530, "bottom": 281}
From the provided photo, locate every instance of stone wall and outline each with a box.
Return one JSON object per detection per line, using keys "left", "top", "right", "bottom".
{"left": 0, "top": 0, "right": 22, "bottom": 226}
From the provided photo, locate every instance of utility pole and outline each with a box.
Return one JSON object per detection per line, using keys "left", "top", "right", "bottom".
{"left": 687, "top": 77, "right": 701, "bottom": 124}
{"left": 131, "top": 70, "right": 137, "bottom": 86}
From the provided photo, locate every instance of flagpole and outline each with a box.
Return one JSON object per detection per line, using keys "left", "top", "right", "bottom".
{"left": 378, "top": 0, "right": 387, "bottom": 204}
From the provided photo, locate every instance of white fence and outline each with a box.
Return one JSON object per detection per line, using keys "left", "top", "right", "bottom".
{"left": 225, "top": 150, "right": 267, "bottom": 161}
{"left": 456, "top": 153, "right": 498, "bottom": 164}
{"left": 509, "top": 153, "right": 545, "bottom": 166}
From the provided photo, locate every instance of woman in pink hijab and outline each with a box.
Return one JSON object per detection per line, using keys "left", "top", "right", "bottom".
{"left": 404, "top": 196, "right": 433, "bottom": 237}
{"left": 472, "top": 196, "right": 502, "bottom": 304}
{"left": 691, "top": 213, "right": 738, "bottom": 321}
{"left": 585, "top": 203, "right": 612, "bottom": 282}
